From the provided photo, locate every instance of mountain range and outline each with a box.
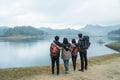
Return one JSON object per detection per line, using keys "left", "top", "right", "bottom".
{"left": 0, "top": 25, "right": 120, "bottom": 36}
{"left": 39, "top": 27, "right": 84, "bottom": 35}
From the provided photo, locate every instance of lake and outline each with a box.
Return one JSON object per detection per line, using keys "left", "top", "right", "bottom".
{"left": 0, "top": 35, "right": 117, "bottom": 68}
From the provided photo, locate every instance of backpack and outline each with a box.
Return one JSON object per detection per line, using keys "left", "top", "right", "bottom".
{"left": 79, "top": 35, "right": 90, "bottom": 50}
{"left": 82, "top": 35, "right": 90, "bottom": 49}
{"left": 50, "top": 43, "right": 59, "bottom": 57}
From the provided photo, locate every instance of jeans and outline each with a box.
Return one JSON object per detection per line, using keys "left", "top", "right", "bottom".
{"left": 51, "top": 57, "right": 59, "bottom": 75}
{"left": 72, "top": 55, "right": 77, "bottom": 70}
{"left": 63, "top": 59, "right": 69, "bottom": 72}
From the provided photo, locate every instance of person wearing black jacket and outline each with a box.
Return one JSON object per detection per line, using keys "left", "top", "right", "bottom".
{"left": 50, "top": 36, "right": 62, "bottom": 75}
{"left": 78, "top": 33, "right": 88, "bottom": 72}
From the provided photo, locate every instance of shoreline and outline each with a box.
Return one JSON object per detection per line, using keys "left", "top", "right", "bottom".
{"left": 0, "top": 53, "right": 120, "bottom": 80}
{"left": 105, "top": 41, "right": 120, "bottom": 52}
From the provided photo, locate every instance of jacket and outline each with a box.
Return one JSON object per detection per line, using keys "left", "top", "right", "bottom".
{"left": 61, "top": 43, "right": 71, "bottom": 60}
{"left": 71, "top": 43, "right": 79, "bottom": 56}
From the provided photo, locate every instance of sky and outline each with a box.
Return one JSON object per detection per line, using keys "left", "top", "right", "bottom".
{"left": 0, "top": 0, "right": 120, "bottom": 29}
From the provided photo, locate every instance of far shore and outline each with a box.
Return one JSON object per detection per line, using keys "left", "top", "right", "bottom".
{"left": 0, "top": 35, "right": 106, "bottom": 40}
{"left": 0, "top": 35, "right": 45, "bottom": 41}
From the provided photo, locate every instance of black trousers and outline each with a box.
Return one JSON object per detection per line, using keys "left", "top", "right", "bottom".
{"left": 79, "top": 50, "right": 88, "bottom": 70}
{"left": 51, "top": 57, "right": 59, "bottom": 75}
{"left": 72, "top": 55, "right": 77, "bottom": 70}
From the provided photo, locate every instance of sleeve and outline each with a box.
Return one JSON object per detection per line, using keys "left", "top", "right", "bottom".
{"left": 50, "top": 43, "right": 52, "bottom": 56}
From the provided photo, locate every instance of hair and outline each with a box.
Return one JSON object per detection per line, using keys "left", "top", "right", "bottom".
{"left": 63, "top": 38, "right": 69, "bottom": 44}
{"left": 78, "top": 33, "right": 82, "bottom": 38}
{"left": 63, "top": 38, "right": 70, "bottom": 51}
{"left": 54, "top": 36, "right": 59, "bottom": 41}
{"left": 72, "top": 39, "right": 76, "bottom": 43}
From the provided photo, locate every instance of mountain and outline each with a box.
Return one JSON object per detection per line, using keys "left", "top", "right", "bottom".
{"left": 108, "top": 29, "right": 120, "bottom": 40}
{"left": 79, "top": 25, "right": 120, "bottom": 36}
{"left": 39, "top": 27, "right": 85, "bottom": 35}
{"left": 108, "top": 29, "right": 120, "bottom": 35}
{"left": 0, "top": 27, "right": 9, "bottom": 36}
{"left": 107, "top": 29, "right": 120, "bottom": 40}
{"left": 2, "top": 26, "right": 44, "bottom": 37}
{"left": 1, "top": 25, "right": 120, "bottom": 37}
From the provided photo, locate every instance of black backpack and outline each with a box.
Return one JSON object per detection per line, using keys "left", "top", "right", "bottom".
{"left": 79, "top": 35, "right": 90, "bottom": 50}
{"left": 82, "top": 35, "right": 90, "bottom": 49}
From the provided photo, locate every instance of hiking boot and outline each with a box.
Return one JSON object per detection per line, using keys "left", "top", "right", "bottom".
{"left": 57, "top": 73, "right": 59, "bottom": 75}
{"left": 85, "top": 67, "right": 87, "bottom": 70}
{"left": 78, "top": 69, "right": 84, "bottom": 72}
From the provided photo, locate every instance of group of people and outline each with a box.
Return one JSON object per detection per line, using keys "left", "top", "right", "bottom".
{"left": 50, "top": 33, "right": 90, "bottom": 75}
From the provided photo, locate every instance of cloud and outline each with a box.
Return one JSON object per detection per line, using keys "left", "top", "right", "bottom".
{"left": 0, "top": 0, "right": 120, "bottom": 29}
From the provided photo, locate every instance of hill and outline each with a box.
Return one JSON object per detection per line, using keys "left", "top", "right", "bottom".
{"left": 0, "top": 27, "right": 9, "bottom": 36}
{"left": 0, "top": 25, "right": 120, "bottom": 37}
{"left": 108, "top": 29, "right": 120, "bottom": 36}
{"left": 107, "top": 29, "right": 120, "bottom": 40}
{"left": 2, "top": 26, "right": 44, "bottom": 37}
{"left": 39, "top": 27, "right": 85, "bottom": 35}
{"left": 79, "top": 25, "right": 120, "bottom": 36}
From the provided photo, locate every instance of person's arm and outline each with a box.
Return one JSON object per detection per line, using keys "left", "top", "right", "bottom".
{"left": 50, "top": 43, "right": 52, "bottom": 56}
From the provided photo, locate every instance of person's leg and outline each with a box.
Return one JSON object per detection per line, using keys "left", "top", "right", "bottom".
{"left": 84, "top": 50, "right": 88, "bottom": 70}
{"left": 51, "top": 57, "right": 55, "bottom": 74}
{"left": 63, "top": 59, "right": 69, "bottom": 73}
{"left": 56, "top": 57, "right": 60, "bottom": 75}
{"left": 66, "top": 59, "right": 69, "bottom": 72}
{"left": 63, "top": 60, "right": 67, "bottom": 72}
{"left": 72, "top": 56, "right": 75, "bottom": 70}
{"left": 74, "top": 55, "right": 77, "bottom": 70}
{"left": 79, "top": 51, "right": 84, "bottom": 72}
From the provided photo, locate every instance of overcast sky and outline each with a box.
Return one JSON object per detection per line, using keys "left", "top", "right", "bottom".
{"left": 0, "top": 0, "right": 120, "bottom": 29}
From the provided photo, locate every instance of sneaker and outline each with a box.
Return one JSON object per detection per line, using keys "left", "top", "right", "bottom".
{"left": 73, "top": 69, "right": 76, "bottom": 72}
{"left": 65, "top": 71, "right": 69, "bottom": 74}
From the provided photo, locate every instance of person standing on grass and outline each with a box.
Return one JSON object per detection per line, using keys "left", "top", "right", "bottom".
{"left": 78, "top": 33, "right": 90, "bottom": 72}
{"left": 50, "top": 36, "right": 62, "bottom": 75}
{"left": 71, "top": 39, "right": 79, "bottom": 71}
{"left": 61, "top": 38, "right": 71, "bottom": 74}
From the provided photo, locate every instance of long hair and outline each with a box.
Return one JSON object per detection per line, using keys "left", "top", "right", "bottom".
{"left": 63, "top": 38, "right": 69, "bottom": 44}
{"left": 63, "top": 38, "right": 70, "bottom": 51}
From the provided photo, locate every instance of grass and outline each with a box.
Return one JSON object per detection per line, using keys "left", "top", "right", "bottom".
{"left": 105, "top": 41, "right": 120, "bottom": 52}
{"left": 0, "top": 53, "right": 120, "bottom": 80}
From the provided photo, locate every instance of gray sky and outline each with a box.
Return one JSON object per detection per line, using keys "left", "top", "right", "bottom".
{"left": 0, "top": 0, "right": 120, "bottom": 29}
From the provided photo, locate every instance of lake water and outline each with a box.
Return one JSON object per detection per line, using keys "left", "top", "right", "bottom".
{"left": 0, "top": 35, "right": 117, "bottom": 68}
